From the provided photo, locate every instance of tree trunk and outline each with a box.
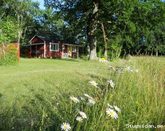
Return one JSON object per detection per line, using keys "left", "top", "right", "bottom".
{"left": 156, "top": 50, "right": 158, "bottom": 56}
{"left": 89, "top": 37, "right": 97, "bottom": 60}
{"left": 18, "top": 30, "right": 22, "bottom": 44}
{"left": 17, "top": 15, "right": 23, "bottom": 44}
{"left": 101, "top": 22, "right": 108, "bottom": 59}
{"left": 87, "top": 0, "right": 99, "bottom": 60}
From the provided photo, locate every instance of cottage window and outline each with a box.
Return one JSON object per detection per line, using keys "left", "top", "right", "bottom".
{"left": 50, "top": 43, "right": 59, "bottom": 51}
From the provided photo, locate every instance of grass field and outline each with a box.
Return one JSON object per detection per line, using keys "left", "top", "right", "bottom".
{"left": 0, "top": 57, "right": 165, "bottom": 131}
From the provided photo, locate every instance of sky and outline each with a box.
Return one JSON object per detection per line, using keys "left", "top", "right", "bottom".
{"left": 32, "top": 0, "right": 45, "bottom": 9}
{"left": 32, "top": 0, "right": 165, "bottom": 9}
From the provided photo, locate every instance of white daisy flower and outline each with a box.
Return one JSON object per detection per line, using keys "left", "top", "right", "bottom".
{"left": 107, "top": 80, "right": 115, "bottom": 88}
{"left": 84, "top": 94, "right": 93, "bottom": 99}
{"left": 106, "top": 108, "right": 118, "bottom": 119}
{"left": 61, "top": 122, "right": 71, "bottom": 131}
{"left": 79, "top": 111, "right": 87, "bottom": 119}
{"left": 70, "top": 96, "right": 80, "bottom": 103}
{"left": 80, "top": 97, "right": 85, "bottom": 101}
{"left": 76, "top": 116, "right": 83, "bottom": 122}
{"left": 107, "top": 104, "right": 113, "bottom": 109}
{"left": 89, "top": 80, "right": 98, "bottom": 88}
{"left": 87, "top": 98, "right": 96, "bottom": 106}
{"left": 114, "top": 106, "right": 121, "bottom": 113}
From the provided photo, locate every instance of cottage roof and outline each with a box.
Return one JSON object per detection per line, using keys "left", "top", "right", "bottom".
{"left": 37, "top": 35, "right": 51, "bottom": 42}
{"left": 29, "top": 35, "right": 52, "bottom": 43}
{"left": 29, "top": 35, "right": 83, "bottom": 46}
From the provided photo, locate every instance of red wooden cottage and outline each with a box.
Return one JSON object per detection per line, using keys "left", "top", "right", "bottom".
{"left": 25, "top": 35, "right": 81, "bottom": 58}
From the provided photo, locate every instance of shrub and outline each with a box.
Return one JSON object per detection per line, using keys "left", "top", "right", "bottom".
{"left": 0, "top": 44, "right": 18, "bottom": 65}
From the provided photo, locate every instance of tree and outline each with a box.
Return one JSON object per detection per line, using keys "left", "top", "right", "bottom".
{"left": 130, "top": 0, "right": 165, "bottom": 55}
{"left": 0, "top": 18, "right": 18, "bottom": 43}
{"left": 0, "top": 18, "right": 18, "bottom": 58}
{"left": 45, "top": 0, "right": 100, "bottom": 60}
{"left": 0, "top": 0, "right": 41, "bottom": 44}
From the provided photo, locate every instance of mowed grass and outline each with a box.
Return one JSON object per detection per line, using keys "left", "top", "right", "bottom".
{"left": 0, "top": 58, "right": 109, "bottom": 100}
{"left": 0, "top": 57, "right": 165, "bottom": 131}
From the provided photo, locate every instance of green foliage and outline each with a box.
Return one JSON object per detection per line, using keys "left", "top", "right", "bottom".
{"left": 1, "top": 0, "right": 165, "bottom": 58}
{"left": 0, "top": 17, "right": 18, "bottom": 65}
{"left": 44, "top": 0, "right": 164, "bottom": 59}
{"left": 0, "top": 0, "right": 41, "bottom": 44}
{"left": 0, "top": 0, "right": 40, "bottom": 65}
{"left": 108, "top": 35, "right": 122, "bottom": 59}
{"left": 0, "top": 52, "right": 17, "bottom": 65}
{"left": 0, "top": 18, "right": 18, "bottom": 43}
{"left": 129, "top": 0, "right": 165, "bottom": 55}
{"left": 97, "top": 47, "right": 104, "bottom": 58}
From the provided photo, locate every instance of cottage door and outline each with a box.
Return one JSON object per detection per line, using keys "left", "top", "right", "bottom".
{"left": 68, "top": 46, "right": 72, "bottom": 57}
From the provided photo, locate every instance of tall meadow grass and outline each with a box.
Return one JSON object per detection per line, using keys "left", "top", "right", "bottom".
{"left": 0, "top": 57, "right": 164, "bottom": 131}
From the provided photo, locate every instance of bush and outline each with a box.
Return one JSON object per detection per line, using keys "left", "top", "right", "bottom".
{"left": 0, "top": 44, "right": 18, "bottom": 65}
{"left": 80, "top": 55, "right": 89, "bottom": 60}
{"left": 108, "top": 35, "right": 122, "bottom": 60}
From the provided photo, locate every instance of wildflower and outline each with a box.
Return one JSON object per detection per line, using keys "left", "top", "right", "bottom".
{"left": 89, "top": 80, "right": 98, "bottom": 88}
{"left": 79, "top": 111, "right": 87, "bottom": 119}
{"left": 84, "top": 94, "right": 94, "bottom": 101}
{"left": 80, "top": 97, "right": 85, "bottom": 101}
{"left": 61, "top": 122, "right": 71, "bottom": 131}
{"left": 99, "top": 58, "right": 109, "bottom": 63}
{"left": 70, "top": 96, "right": 80, "bottom": 103}
{"left": 106, "top": 108, "right": 118, "bottom": 119}
{"left": 84, "top": 93, "right": 93, "bottom": 99}
{"left": 126, "top": 66, "right": 134, "bottom": 72}
{"left": 76, "top": 116, "right": 83, "bottom": 122}
{"left": 107, "top": 80, "right": 115, "bottom": 88}
{"left": 87, "top": 98, "right": 96, "bottom": 106}
{"left": 107, "top": 104, "right": 113, "bottom": 109}
{"left": 114, "top": 106, "right": 121, "bottom": 113}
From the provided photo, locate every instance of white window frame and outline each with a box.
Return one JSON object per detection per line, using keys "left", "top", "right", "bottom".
{"left": 50, "top": 43, "right": 59, "bottom": 52}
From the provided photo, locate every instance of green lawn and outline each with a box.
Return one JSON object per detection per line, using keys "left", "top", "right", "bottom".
{"left": 0, "top": 58, "right": 109, "bottom": 96}
{"left": 0, "top": 57, "right": 165, "bottom": 131}
{"left": 0, "top": 58, "right": 110, "bottom": 109}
